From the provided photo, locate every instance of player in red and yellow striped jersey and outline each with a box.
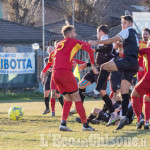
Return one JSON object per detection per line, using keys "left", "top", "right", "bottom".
{"left": 132, "top": 47, "right": 150, "bottom": 129}
{"left": 44, "top": 24, "right": 98, "bottom": 131}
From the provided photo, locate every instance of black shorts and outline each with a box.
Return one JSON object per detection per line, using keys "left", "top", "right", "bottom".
{"left": 83, "top": 66, "right": 109, "bottom": 90}
{"left": 114, "top": 56, "right": 138, "bottom": 83}
{"left": 44, "top": 74, "right": 51, "bottom": 91}
{"left": 98, "top": 110, "right": 111, "bottom": 123}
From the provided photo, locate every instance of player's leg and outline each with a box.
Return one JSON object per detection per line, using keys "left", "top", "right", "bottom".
{"left": 144, "top": 94, "right": 150, "bottom": 129}
{"left": 70, "top": 91, "right": 95, "bottom": 131}
{"left": 43, "top": 90, "right": 50, "bottom": 114}
{"left": 55, "top": 91, "right": 64, "bottom": 108}
{"left": 50, "top": 89, "right": 56, "bottom": 116}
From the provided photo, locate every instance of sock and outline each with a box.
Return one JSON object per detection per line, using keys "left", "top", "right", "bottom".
{"left": 144, "top": 101, "right": 150, "bottom": 122}
{"left": 50, "top": 98, "right": 56, "bottom": 112}
{"left": 44, "top": 97, "right": 49, "bottom": 110}
{"left": 98, "top": 110, "right": 109, "bottom": 123}
{"left": 79, "top": 88, "right": 85, "bottom": 104}
{"left": 61, "top": 120, "right": 66, "bottom": 126}
{"left": 87, "top": 114, "right": 96, "bottom": 123}
{"left": 95, "top": 69, "right": 108, "bottom": 92}
{"left": 122, "top": 94, "right": 130, "bottom": 116}
{"left": 132, "top": 96, "right": 141, "bottom": 122}
{"left": 116, "top": 100, "right": 122, "bottom": 105}
{"left": 102, "top": 104, "right": 108, "bottom": 112}
{"left": 62, "top": 101, "right": 72, "bottom": 121}
{"left": 113, "top": 103, "right": 119, "bottom": 109}
{"left": 58, "top": 96, "right": 64, "bottom": 107}
{"left": 102, "top": 94, "right": 115, "bottom": 113}
{"left": 75, "top": 101, "right": 87, "bottom": 123}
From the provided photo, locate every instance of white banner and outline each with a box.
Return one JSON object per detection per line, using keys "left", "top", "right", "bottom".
{"left": 133, "top": 12, "right": 150, "bottom": 33}
{"left": 0, "top": 53, "right": 35, "bottom": 74}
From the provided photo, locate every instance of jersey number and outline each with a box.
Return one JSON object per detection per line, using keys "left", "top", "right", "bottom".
{"left": 57, "top": 40, "right": 66, "bottom": 51}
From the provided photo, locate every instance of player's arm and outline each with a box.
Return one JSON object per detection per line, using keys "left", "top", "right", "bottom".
{"left": 80, "top": 43, "right": 98, "bottom": 74}
{"left": 89, "top": 29, "right": 129, "bottom": 45}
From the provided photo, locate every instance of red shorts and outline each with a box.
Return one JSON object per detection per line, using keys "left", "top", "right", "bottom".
{"left": 50, "top": 77, "right": 58, "bottom": 90}
{"left": 135, "top": 75, "right": 150, "bottom": 96}
{"left": 137, "top": 71, "right": 144, "bottom": 81}
{"left": 52, "top": 69, "right": 78, "bottom": 94}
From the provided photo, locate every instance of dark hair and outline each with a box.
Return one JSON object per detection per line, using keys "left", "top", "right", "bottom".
{"left": 61, "top": 25, "right": 74, "bottom": 36}
{"left": 97, "top": 25, "right": 109, "bottom": 34}
{"left": 143, "top": 28, "right": 150, "bottom": 34}
{"left": 121, "top": 15, "right": 133, "bottom": 23}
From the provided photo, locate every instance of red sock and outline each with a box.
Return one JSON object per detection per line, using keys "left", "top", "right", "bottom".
{"left": 50, "top": 98, "right": 55, "bottom": 112}
{"left": 62, "top": 101, "right": 72, "bottom": 121}
{"left": 144, "top": 101, "right": 150, "bottom": 122}
{"left": 132, "top": 96, "right": 141, "bottom": 122}
{"left": 75, "top": 101, "right": 87, "bottom": 123}
{"left": 139, "top": 96, "right": 143, "bottom": 113}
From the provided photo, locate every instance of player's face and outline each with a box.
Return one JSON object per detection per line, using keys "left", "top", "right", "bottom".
{"left": 121, "top": 19, "right": 132, "bottom": 30}
{"left": 97, "top": 29, "right": 102, "bottom": 40}
{"left": 70, "top": 29, "right": 77, "bottom": 39}
{"left": 47, "top": 46, "right": 54, "bottom": 54}
{"left": 142, "top": 31, "right": 150, "bottom": 42}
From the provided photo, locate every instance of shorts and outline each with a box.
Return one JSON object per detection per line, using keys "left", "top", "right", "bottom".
{"left": 114, "top": 56, "right": 138, "bottom": 83}
{"left": 110, "top": 77, "right": 121, "bottom": 92}
{"left": 44, "top": 74, "right": 51, "bottom": 91}
{"left": 135, "top": 75, "right": 150, "bottom": 96}
{"left": 98, "top": 110, "right": 111, "bottom": 123}
{"left": 52, "top": 69, "right": 78, "bottom": 95}
{"left": 83, "top": 66, "right": 109, "bottom": 90}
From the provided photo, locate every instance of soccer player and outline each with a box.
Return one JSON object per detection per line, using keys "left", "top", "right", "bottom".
{"left": 136, "top": 28, "right": 150, "bottom": 127}
{"left": 83, "top": 15, "right": 139, "bottom": 130}
{"left": 70, "top": 25, "right": 114, "bottom": 115}
{"left": 51, "top": 24, "right": 98, "bottom": 131}
{"left": 41, "top": 46, "right": 64, "bottom": 116}
{"left": 132, "top": 47, "right": 150, "bottom": 130}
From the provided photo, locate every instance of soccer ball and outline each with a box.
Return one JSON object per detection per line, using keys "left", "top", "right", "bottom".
{"left": 8, "top": 106, "right": 24, "bottom": 121}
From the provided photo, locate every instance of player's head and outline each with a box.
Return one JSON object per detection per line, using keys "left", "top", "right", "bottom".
{"left": 47, "top": 46, "right": 54, "bottom": 55}
{"left": 61, "top": 25, "right": 77, "bottom": 39}
{"left": 142, "top": 28, "right": 150, "bottom": 42}
{"left": 97, "top": 25, "right": 109, "bottom": 40}
{"left": 121, "top": 15, "right": 133, "bottom": 30}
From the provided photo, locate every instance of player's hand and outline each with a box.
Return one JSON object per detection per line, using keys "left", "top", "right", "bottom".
{"left": 91, "top": 64, "right": 99, "bottom": 74}
{"left": 41, "top": 79, "right": 45, "bottom": 85}
{"left": 89, "top": 40, "right": 98, "bottom": 45}
{"left": 92, "top": 48, "right": 96, "bottom": 52}
{"left": 139, "top": 66, "right": 144, "bottom": 72}
{"left": 40, "top": 71, "right": 45, "bottom": 80}
{"left": 78, "top": 63, "right": 87, "bottom": 71}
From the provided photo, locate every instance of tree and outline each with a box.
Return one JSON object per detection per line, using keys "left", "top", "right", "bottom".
{"left": 7, "top": 0, "right": 41, "bottom": 26}
{"left": 140, "top": 0, "right": 150, "bottom": 10}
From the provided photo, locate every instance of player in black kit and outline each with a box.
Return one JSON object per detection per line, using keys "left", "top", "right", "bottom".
{"left": 83, "top": 15, "right": 139, "bottom": 130}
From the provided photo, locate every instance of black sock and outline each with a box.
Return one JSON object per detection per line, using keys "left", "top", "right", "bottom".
{"left": 61, "top": 120, "right": 66, "bottom": 126}
{"left": 79, "top": 88, "right": 85, "bottom": 104}
{"left": 122, "top": 94, "right": 130, "bottom": 116}
{"left": 87, "top": 114, "right": 96, "bottom": 123}
{"left": 95, "top": 69, "right": 108, "bottom": 91}
{"left": 58, "top": 96, "right": 64, "bottom": 107}
{"left": 98, "top": 110, "right": 110, "bottom": 123}
{"left": 102, "top": 94, "right": 115, "bottom": 113}
{"left": 113, "top": 103, "right": 119, "bottom": 109}
{"left": 83, "top": 123, "right": 89, "bottom": 128}
{"left": 44, "top": 97, "right": 49, "bottom": 110}
{"left": 102, "top": 104, "right": 108, "bottom": 112}
{"left": 116, "top": 100, "right": 122, "bottom": 105}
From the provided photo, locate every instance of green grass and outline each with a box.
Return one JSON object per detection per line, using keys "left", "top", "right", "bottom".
{"left": 0, "top": 99, "right": 150, "bottom": 150}
{"left": 0, "top": 91, "right": 43, "bottom": 101}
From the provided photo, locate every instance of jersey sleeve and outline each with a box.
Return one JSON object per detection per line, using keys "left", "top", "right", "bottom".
{"left": 42, "top": 62, "right": 52, "bottom": 73}
{"left": 117, "top": 28, "right": 129, "bottom": 41}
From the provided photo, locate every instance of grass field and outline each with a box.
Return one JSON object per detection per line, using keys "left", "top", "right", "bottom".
{"left": 0, "top": 98, "right": 150, "bottom": 150}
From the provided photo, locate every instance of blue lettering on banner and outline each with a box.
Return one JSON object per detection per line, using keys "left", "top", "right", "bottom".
{"left": 17, "top": 59, "right": 22, "bottom": 69}
{"left": 27, "top": 59, "right": 32, "bottom": 69}
{"left": 22, "top": 59, "right": 26, "bottom": 69}
{"left": 4, "top": 59, "right": 9, "bottom": 69}
{"left": 10, "top": 59, "right": 16, "bottom": 69}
